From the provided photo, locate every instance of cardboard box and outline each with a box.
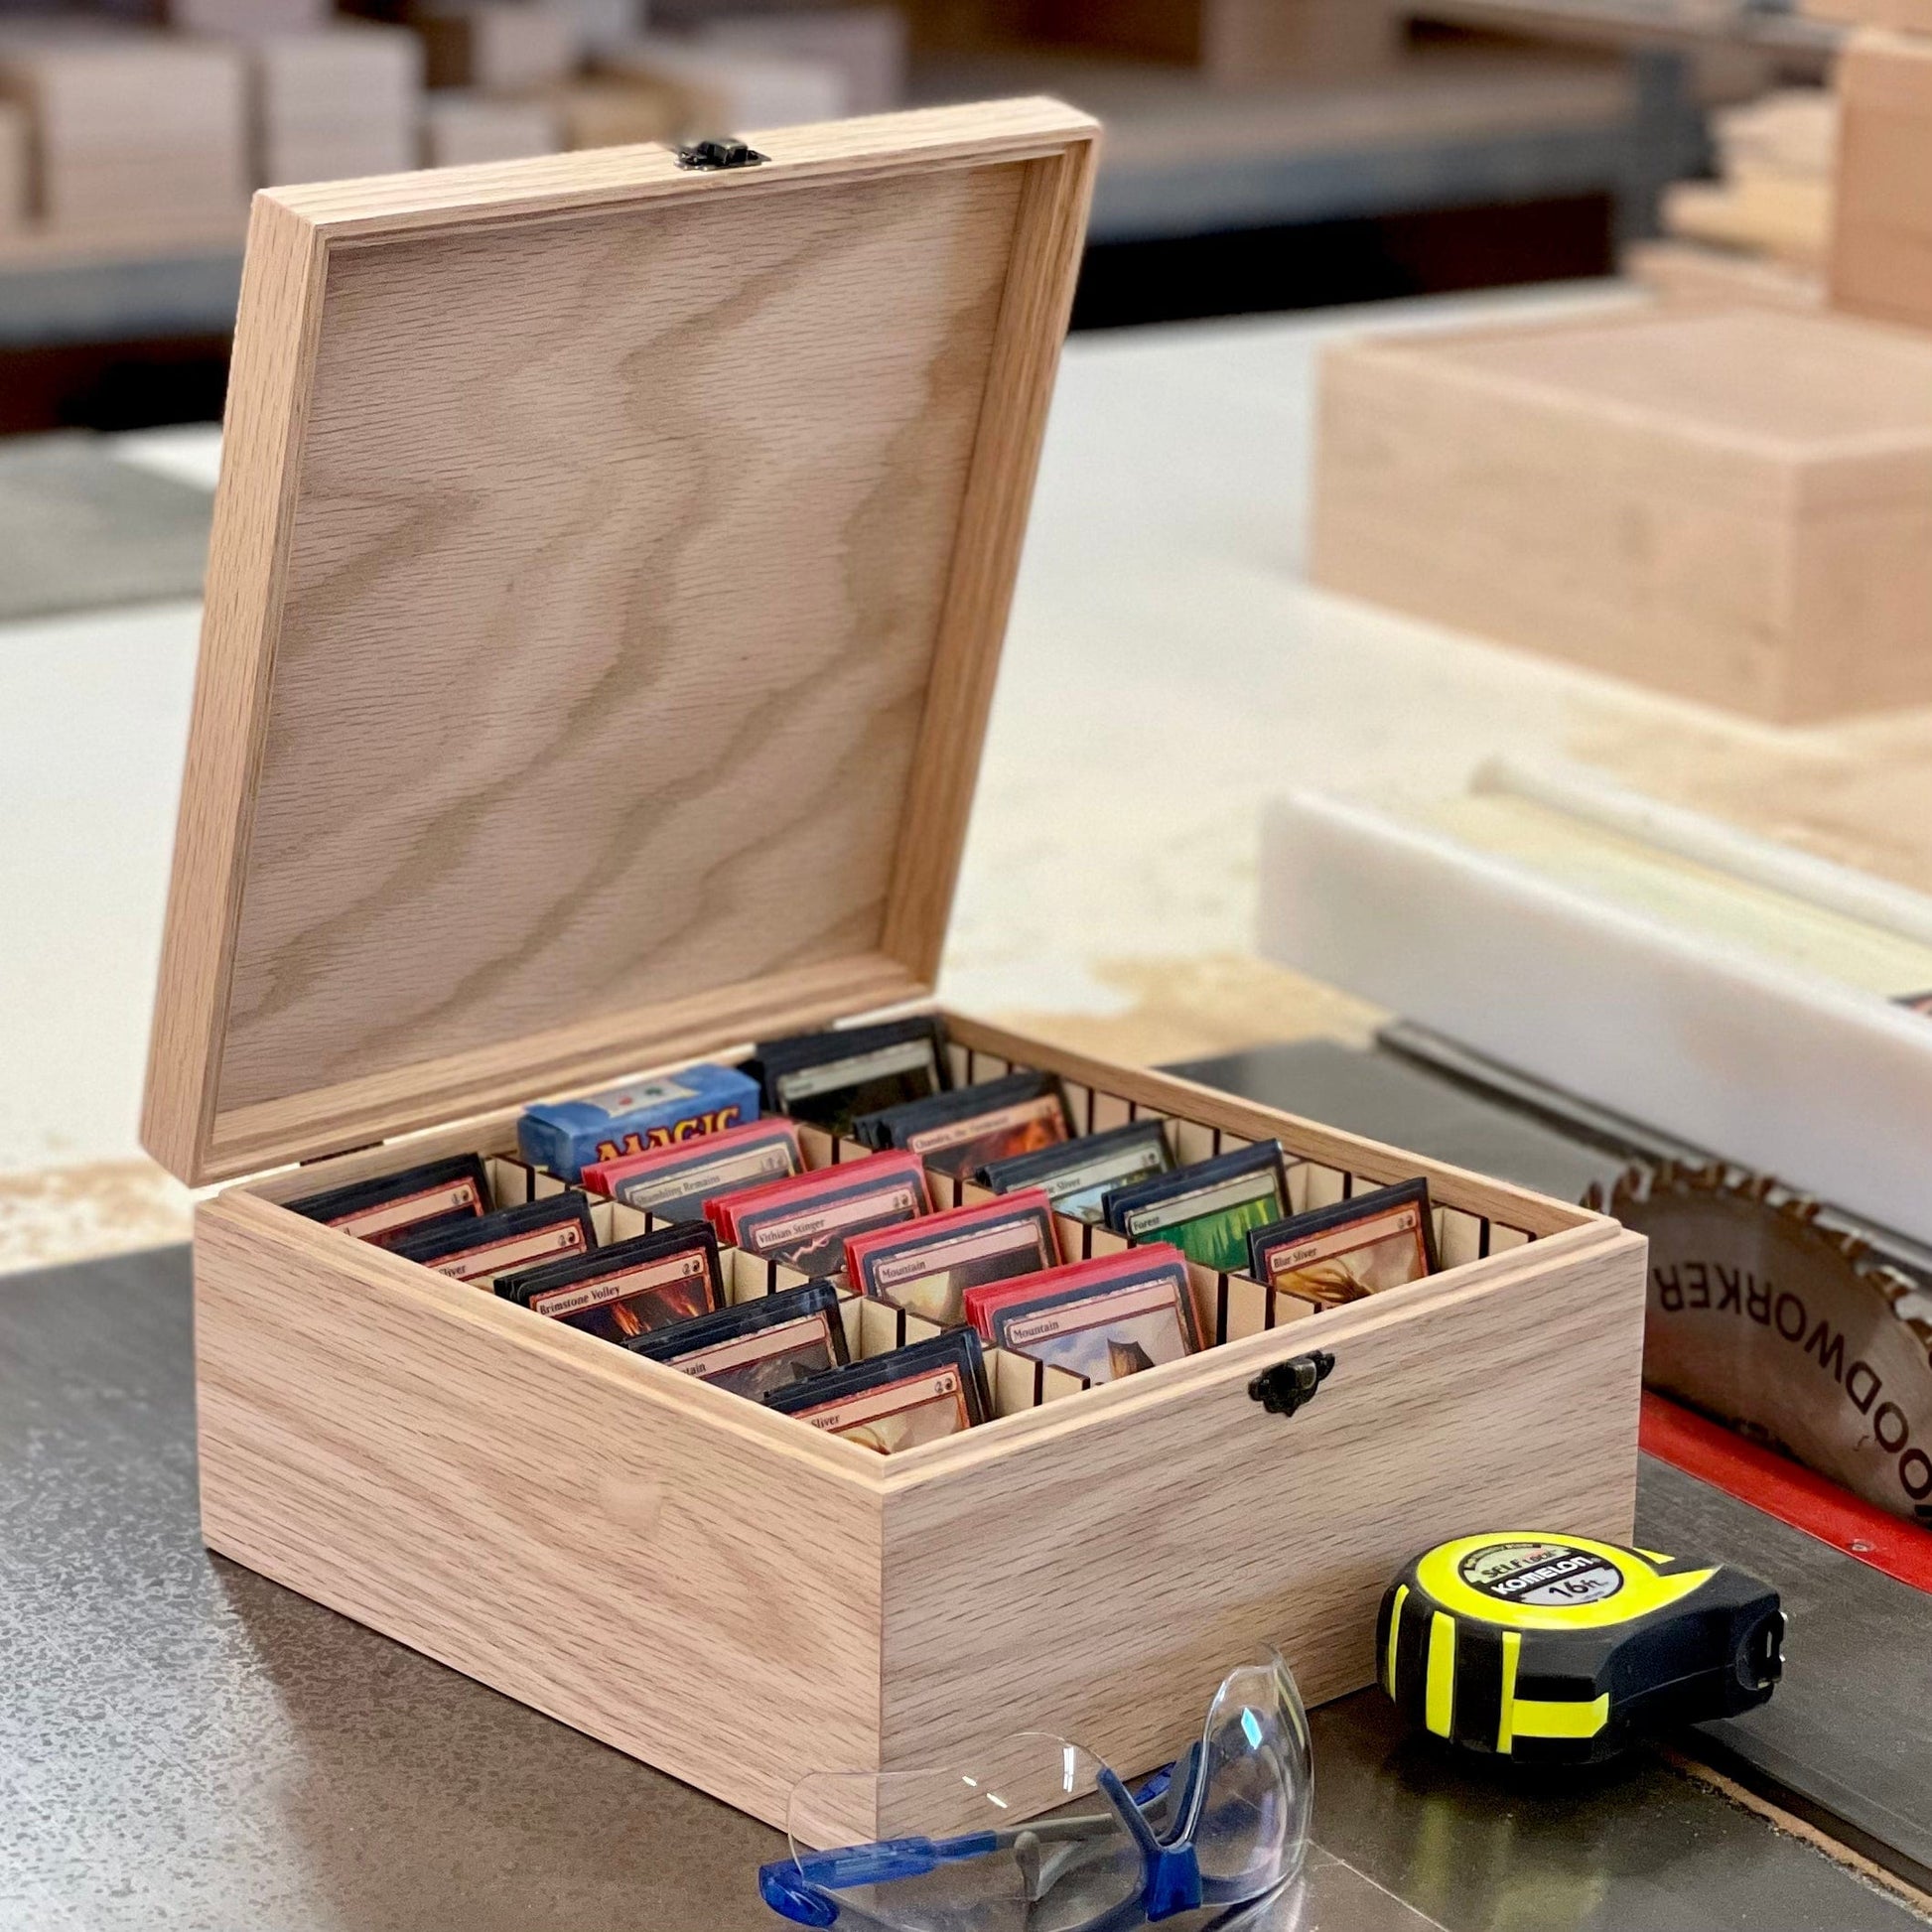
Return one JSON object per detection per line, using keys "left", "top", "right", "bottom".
{"left": 0, "top": 28, "right": 248, "bottom": 229}
{"left": 141, "top": 101, "right": 1644, "bottom": 1831}
{"left": 411, "top": 1, "right": 581, "bottom": 92}
{"left": 1831, "top": 30, "right": 1932, "bottom": 331}
{"left": 1311, "top": 306, "right": 1932, "bottom": 721}
{"left": 422, "top": 89, "right": 560, "bottom": 166}
{"left": 248, "top": 25, "right": 424, "bottom": 190}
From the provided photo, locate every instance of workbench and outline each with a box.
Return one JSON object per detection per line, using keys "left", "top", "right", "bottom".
{"left": 4, "top": 1244, "right": 1923, "bottom": 1929}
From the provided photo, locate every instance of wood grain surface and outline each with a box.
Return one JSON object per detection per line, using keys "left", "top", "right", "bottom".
{"left": 876, "top": 1224, "right": 1648, "bottom": 1804}
{"left": 1311, "top": 306, "right": 1932, "bottom": 722}
{"left": 197, "top": 1010, "right": 1642, "bottom": 1826}
{"left": 141, "top": 102, "right": 1098, "bottom": 1186}
{"left": 196, "top": 1185, "right": 890, "bottom": 1828}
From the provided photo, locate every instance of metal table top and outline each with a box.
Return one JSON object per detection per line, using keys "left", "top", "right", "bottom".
{"left": 3, "top": 1245, "right": 1921, "bottom": 1931}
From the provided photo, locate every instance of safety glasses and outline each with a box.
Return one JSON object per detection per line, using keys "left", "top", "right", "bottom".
{"left": 759, "top": 1650, "right": 1312, "bottom": 1931}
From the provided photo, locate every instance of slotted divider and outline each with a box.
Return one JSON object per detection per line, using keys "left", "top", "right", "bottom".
{"left": 355, "top": 1045, "right": 1539, "bottom": 1433}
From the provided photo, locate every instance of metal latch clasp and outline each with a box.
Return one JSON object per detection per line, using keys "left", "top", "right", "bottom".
{"left": 676, "top": 137, "right": 768, "bottom": 171}
{"left": 1248, "top": 1351, "right": 1335, "bottom": 1417}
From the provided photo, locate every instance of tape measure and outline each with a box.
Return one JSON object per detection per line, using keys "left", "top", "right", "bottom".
{"left": 1379, "top": 1533, "right": 1783, "bottom": 1764}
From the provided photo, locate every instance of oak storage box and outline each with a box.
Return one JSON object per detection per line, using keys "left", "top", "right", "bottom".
{"left": 142, "top": 100, "right": 1649, "bottom": 1833}
{"left": 1311, "top": 304, "right": 1932, "bottom": 722}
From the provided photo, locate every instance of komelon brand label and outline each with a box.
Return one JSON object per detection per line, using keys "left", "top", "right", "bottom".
{"left": 1457, "top": 1541, "right": 1624, "bottom": 1607}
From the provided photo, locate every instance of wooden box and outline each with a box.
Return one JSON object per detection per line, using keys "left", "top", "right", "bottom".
{"left": 1830, "top": 29, "right": 1932, "bottom": 332}
{"left": 697, "top": 8, "right": 909, "bottom": 117}
{"left": 597, "top": 38, "right": 851, "bottom": 135}
{"left": 0, "top": 28, "right": 248, "bottom": 230}
{"left": 142, "top": 101, "right": 1647, "bottom": 1833}
{"left": 421, "top": 90, "right": 561, "bottom": 167}
{"left": 247, "top": 25, "right": 423, "bottom": 190}
{"left": 1311, "top": 305, "right": 1932, "bottom": 722}
{"left": 410, "top": 0, "right": 580, "bottom": 93}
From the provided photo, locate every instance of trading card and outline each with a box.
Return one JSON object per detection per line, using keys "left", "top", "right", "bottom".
{"left": 389, "top": 1192, "right": 597, "bottom": 1287}
{"left": 979, "top": 1119, "right": 1173, "bottom": 1224}
{"left": 517, "top": 1061, "right": 760, "bottom": 1180}
{"left": 624, "top": 1279, "right": 850, "bottom": 1401}
{"left": 745, "top": 1016, "right": 949, "bottom": 1135}
{"left": 844, "top": 1189, "right": 1059, "bottom": 1327}
{"left": 763, "top": 1329, "right": 988, "bottom": 1453}
{"left": 708, "top": 1152, "right": 930, "bottom": 1280}
{"left": 854, "top": 1071, "right": 1069, "bottom": 1178}
{"left": 583, "top": 1117, "right": 802, "bottom": 1222}
{"left": 495, "top": 1222, "right": 722, "bottom": 1341}
{"left": 1247, "top": 1177, "right": 1438, "bottom": 1309}
{"left": 286, "top": 1152, "right": 490, "bottom": 1248}
{"left": 1103, "top": 1142, "right": 1290, "bottom": 1276}
{"left": 965, "top": 1246, "right": 1198, "bottom": 1384}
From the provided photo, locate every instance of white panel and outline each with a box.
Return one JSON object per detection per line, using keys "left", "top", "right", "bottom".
{"left": 1259, "top": 789, "right": 1932, "bottom": 1245}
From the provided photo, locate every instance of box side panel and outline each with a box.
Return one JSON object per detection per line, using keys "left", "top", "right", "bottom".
{"left": 1831, "top": 35, "right": 1932, "bottom": 330}
{"left": 194, "top": 1194, "right": 885, "bottom": 1828}
{"left": 1309, "top": 341, "right": 1796, "bottom": 720}
{"left": 878, "top": 1229, "right": 1645, "bottom": 1790}
{"left": 1789, "top": 483, "right": 1932, "bottom": 717}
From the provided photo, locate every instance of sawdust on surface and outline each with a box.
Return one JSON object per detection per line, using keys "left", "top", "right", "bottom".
{"left": 984, "top": 952, "right": 1385, "bottom": 1070}
{"left": 0, "top": 1159, "right": 192, "bottom": 1278}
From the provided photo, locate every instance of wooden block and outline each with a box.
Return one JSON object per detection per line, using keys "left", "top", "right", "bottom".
{"left": 1624, "top": 238, "right": 1823, "bottom": 312}
{"left": 547, "top": 0, "right": 643, "bottom": 49}
{"left": 1027, "top": 0, "right": 1401, "bottom": 83}
{"left": 1804, "top": 0, "right": 1932, "bottom": 30}
{"left": 165, "top": 0, "right": 332, "bottom": 33}
{"left": 422, "top": 90, "right": 561, "bottom": 166}
{"left": 411, "top": 2, "right": 581, "bottom": 92}
{"left": 1311, "top": 306, "right": 1932, "bottom": 721}
{"left": 1711, "top": 85, "right": 1837, "bottom": 183}
{"left": 698, "top": 8, "right": 908, "bottom": 116}
{"left": 536, "top": 75, "right": 684, "bottom": 149}
{"left": 248, "top": 26, "right": 424, "bottom": 190}
{"left": 0, "top": 99, "right": 24, "bottom": 233}
{"left": 0, "top": 30, "right": 248, "bottom": 229}
{"left": 1831, "top": 30, "right": 1932, "bottom": 329}
{"left": 1661, "top": 174, "right": 1832, "bottom": 271}
{"left": 597, "top": 37, "right": 850, "bottom": 135}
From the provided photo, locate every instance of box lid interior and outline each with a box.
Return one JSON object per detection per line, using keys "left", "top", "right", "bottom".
{"left": 142, "top": 100, "right": 1098, "bottom": 1185}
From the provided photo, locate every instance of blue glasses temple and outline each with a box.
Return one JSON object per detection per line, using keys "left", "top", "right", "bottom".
{"left": 759, "top": 1748, "right": 1237, "bottom": 1928}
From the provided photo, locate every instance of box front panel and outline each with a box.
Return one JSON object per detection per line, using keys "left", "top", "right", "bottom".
{"left": 877, "top": 1226, "right": 1646, "bottom": 1797}
{"left": 194, "top": 1193, "right": 887, "bottom": 1829}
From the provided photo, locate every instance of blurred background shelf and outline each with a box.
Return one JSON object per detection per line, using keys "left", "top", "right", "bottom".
{"left": 909, "top": 41, "right": 1696, "bottom": 246}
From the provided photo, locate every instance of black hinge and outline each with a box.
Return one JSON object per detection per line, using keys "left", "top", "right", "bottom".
{"left": 676, "top": 137, "right": 768, "bottom": 172}
{"left": 1248, "top": 1351, "right": 1335, "bottom": 1418}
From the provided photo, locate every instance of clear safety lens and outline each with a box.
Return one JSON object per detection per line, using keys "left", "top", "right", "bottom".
{"left": 1185, "top": 1650, "right": 1313, "bottom": 1901}
{"left": 784, "top": 1735, "right": 1144, "bottom": 1932}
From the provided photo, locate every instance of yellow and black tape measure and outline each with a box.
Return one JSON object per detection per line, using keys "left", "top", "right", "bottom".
{"left": 1379, "top": 1533, "right": 1783, "bottom": 1764}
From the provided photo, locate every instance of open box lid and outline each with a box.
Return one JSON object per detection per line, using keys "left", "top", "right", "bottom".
{"left": 142, "top": 100, "right": 1099, "bottom": 1186}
